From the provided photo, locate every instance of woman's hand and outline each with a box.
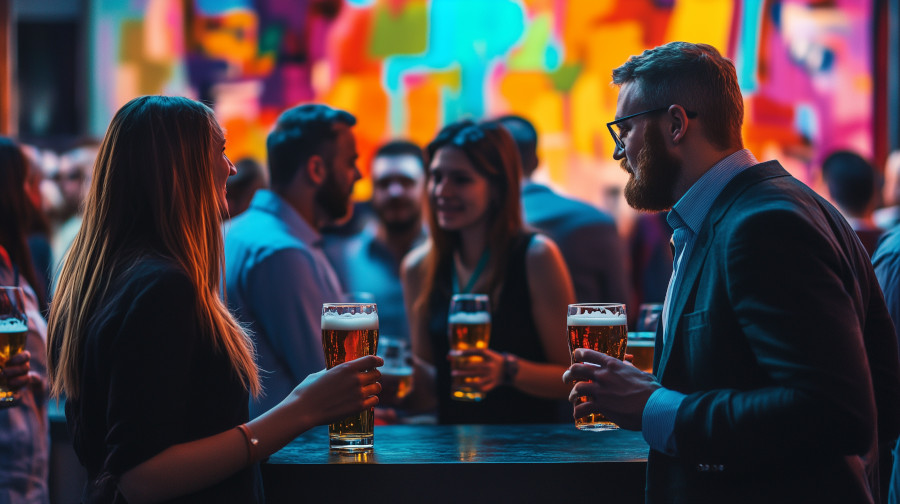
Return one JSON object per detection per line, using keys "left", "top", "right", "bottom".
{"left": 288, "top": 355, "right": 383, "bottom": 431}
{"left": 449, "top": 348, "right": 504, "bottom": 393}
{"left": 1, "top": 350, "right": 38, "bottom": 393}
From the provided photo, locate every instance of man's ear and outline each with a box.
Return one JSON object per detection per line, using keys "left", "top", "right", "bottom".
{"left": 307, "top": 154, "right": 327, "bottom": 186}
{"left": 668, "top": 105, "right": 690, "bottom": 146}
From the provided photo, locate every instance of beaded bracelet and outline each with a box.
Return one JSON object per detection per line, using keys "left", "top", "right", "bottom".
{"left": 236, "top": 423, "right": 260, "bottom": 465}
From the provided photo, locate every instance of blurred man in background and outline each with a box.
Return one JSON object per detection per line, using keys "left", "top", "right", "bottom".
{"left": 821, "top": 150, "right": 882, "bottom": 255}
{"left": 324, "top": 140, "right": 426, "bottom": 343}
{"left": 224, "top": 157, "right": 266, "bottom": 220}
{"left": 224, "top": 104, "right": 360, "bottom": 418}
{"left": 497, "top": 114, "right": 628, "bottom": 305}
{"left": 50, "top": 144, "right": 98, "bottom": 282}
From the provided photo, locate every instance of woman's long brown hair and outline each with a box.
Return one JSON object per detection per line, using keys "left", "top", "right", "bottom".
{"left": 415, "top": 120, "right": 524, "bottom": 316}
{"left": 48, "top": 96, "right": 260, "bottom": 399}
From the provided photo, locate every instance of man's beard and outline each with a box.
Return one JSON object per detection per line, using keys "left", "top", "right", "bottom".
{"left": 316, "top": 168, "right": 350, "bottom": 220}
{"left": 622, "top": 124, "right": 681, "bottom": 212}
{"left": 380, "top": 208, "right": 421, "bottom": 234}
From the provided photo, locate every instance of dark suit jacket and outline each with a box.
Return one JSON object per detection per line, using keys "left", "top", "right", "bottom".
{"left": 649, "top": 162, "right": 900, "bottom": 503}
{"left": 521, "top": 182, "right": 629, "bottom": 304}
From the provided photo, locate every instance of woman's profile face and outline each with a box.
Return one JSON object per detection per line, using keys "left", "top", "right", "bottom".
{"left": 213, "top": 132, "right": 237, "bottom": 217}
{"left": 428, "top": 146, "right": 491, "bottom": 232}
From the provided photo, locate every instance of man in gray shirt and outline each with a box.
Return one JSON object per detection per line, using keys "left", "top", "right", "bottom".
{"left": 497, "top": 115, "right": 628, "bottom": 305}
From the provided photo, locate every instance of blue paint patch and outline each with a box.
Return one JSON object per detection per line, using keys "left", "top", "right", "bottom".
{"left": 795, "top": 104, "right": 818, "bottom": 140}
{"left": 194, "top": 0, "right": 252, "bottom": 15}
{"left": 544, "top": 43, "right": 561, "bottom": 70}
{"left": 384, "top": 0, "right": 525, "bottom": 125}
{"left": 736, "top": 0, "right": 765, "bottom": 93}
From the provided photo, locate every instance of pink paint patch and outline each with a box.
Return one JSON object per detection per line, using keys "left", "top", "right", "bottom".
{"left": 404, "top": 73, "right": 427, "bottom": 88}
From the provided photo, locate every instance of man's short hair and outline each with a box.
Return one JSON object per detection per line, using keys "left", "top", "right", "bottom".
{"left": 822, "top": 150, "right": 876, "bottom": 216}
{"left": 266, "top": 104, "right": 356, "bottom": 189}
{"left": 496, "top": 115, "right": 538, "bottom": 177}
{"left": 374, "top": 140, "right": 425, "bottom": 172}
{"left": 612, "top": 42, "right": 743, "bottom": 150}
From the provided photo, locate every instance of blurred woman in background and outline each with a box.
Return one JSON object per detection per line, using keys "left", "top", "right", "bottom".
{"left": 0, "top": 136, "right": 50, "bottom": 503}
{"left": 402, "top": 120, "right": 575, "bottom": 424}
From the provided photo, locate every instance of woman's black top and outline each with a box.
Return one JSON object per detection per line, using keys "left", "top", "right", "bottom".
{"left": 65, "top": 256, "right": 263, "bottom": 503}
{"left": 427, "top": 232, "right": 563, "bottom": 424}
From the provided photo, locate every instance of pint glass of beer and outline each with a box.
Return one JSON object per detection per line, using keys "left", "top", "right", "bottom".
{"left": 377, "top": 336, "right": 414, "bottom": 402}
{"left": 322, "top": 303, "right": 379, "bottom": 451}
{"left": 627, "top": 303, "right": 662, "bottom": 373}
{"left": 0, "top": 287, "right": 28, "bottom": 407}
{"left": 448, "top": 294, "right": 491, "bottom": 401}
{"left": 566, "top": 303, "right": 627, "bottom": 431}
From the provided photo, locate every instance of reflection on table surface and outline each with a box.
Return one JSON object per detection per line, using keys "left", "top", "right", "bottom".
{"left": 263, "top": 424, "right": 649, "bottom": 504}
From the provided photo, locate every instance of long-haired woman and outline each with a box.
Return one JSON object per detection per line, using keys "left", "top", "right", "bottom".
{"left": 0, "top": 137, "right": 50, "bottom": 502}
{"left": 48, "top": 96, "right": 382, "bottom": 503}
{"left": 401, "top": 120, "right": 575, "bottom": 424}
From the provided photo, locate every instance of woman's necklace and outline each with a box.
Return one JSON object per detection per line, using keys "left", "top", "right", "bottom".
{"left": 451, "top": 250, "right": 490, "bottom": 294}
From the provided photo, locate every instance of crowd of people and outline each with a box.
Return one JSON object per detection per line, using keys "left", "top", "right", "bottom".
{"left": 0, "top": 41, "right": 899, "bottom": 503}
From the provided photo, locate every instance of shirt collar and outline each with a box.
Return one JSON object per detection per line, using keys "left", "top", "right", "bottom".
{"left": 669, "top": 149, "right": 758, "bottom": 234}
{"left": 250, "top": 189, "right": 322, "bottom": 246}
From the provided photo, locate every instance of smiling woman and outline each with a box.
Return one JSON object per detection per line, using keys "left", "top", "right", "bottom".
{"left": 401, "top": 120, "right": 576, "bottom": 425}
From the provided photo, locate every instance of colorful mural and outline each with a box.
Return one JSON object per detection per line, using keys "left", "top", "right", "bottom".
{"left": 89, "top": 0, "right": 874, "bottom": 204}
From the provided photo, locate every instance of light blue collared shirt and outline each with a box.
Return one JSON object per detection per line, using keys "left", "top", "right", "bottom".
{"left": 643, "top": 149, "right": 758, "bottom": 455}
{"left": 224, "top": 190, "right": 344, "bottom": 419}
{"left": 323, "top": 223, "right": 426, "bottom": 342}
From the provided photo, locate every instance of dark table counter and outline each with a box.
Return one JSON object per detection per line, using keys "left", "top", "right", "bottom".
{"left": 262, "top": 423, "right": 649, "bottom": 504}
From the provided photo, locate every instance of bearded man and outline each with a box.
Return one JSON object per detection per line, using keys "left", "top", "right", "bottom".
{"left": 224, "top": 104, "right": 361, "bottom": 418}
{"left": 323, "top": 140, "right": 427, "bottom": 344}
{"left": 563, "top": 42, "right": 900, "bottom": 503}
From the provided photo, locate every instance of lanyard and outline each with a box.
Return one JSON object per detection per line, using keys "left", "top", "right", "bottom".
{"left": 451, "top": 250, "right": 489, "bottom": 294}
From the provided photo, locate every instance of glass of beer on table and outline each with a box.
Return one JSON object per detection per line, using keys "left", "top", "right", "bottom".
{"left": 377, "top": 336, "right": 414, "bottom": 402}
{"left": 0, "top": 286, "right": 28, "bottom": 407}
{"left": 448, "top": 294, "right": 491, "bottom": 401}
{"left": 627, "top": 303, "right": 662, "bottom": 373}
{"left": 566, "top": 303, "right": 627, "bottom": 431}
{"left": 322, "top": 302, "right": 379, "bottom": 451}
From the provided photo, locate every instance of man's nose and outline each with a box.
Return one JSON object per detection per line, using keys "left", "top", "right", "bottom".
{"left": 388, "top": 182, "right": 404, "bottom": 197}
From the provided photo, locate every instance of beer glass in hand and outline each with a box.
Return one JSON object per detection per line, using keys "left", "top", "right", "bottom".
{"left": 0, "top": 287, "right": 27, "bottom": 407}
{"left": 566, "top": 303, "right": 627, "bottom": 431}
{"left": 322, "top": 303, "right": 379, "bottom": 451}
{"left": 448, "top": 294, "right": 491, "bottom": 401}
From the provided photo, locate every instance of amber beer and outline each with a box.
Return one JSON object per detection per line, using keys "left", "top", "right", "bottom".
{"left": 321, "top": 303, "right": 379, "bottom": 451}
{"left": 627, "top": 332, "right": 655, "bottom": 373}
{"left": 378, "top": 337, "right": 414, "bottom": 401}
{"left": 0, "top": 323, "right": 27, "bottom": 405}
{"left": 380, "top": 369, "right": 413, "bottom": 401}
{"left": 567, "top": 303, "right": 627, "bottom": 431}
{"left": 448, "top": 311, "right": 491, "bottom": 401}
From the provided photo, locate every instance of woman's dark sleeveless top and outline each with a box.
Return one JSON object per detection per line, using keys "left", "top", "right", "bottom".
{"left": 427, "top": 232, "right": 562, "bottom": 424}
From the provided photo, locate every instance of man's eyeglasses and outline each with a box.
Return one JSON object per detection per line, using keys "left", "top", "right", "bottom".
{"left": 606, "top": 106, "right": 698, "bottom": 151}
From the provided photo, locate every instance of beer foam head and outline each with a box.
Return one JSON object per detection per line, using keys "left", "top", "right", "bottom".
{"left": 0, "top": 319, "right": 27, "bottom": 332}
{"left": 448, "top": 311, "right": 491, "bottom": 325}
{"left": 321, "top": 311, "right": 379, "bottom": 330}
{"left": 566, "top": 314, "right": 626, "bottom": 326}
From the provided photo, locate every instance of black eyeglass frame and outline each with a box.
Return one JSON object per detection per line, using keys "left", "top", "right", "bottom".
{"left": 607, "top": 106, "right": 698, "bottom": 151}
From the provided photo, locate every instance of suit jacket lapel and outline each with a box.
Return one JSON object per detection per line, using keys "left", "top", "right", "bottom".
{"left": 656, "top": 161, "right": 790, "bottom": 382}
{"left": 657, "top": 226, "right": 714, "bottom": 380}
